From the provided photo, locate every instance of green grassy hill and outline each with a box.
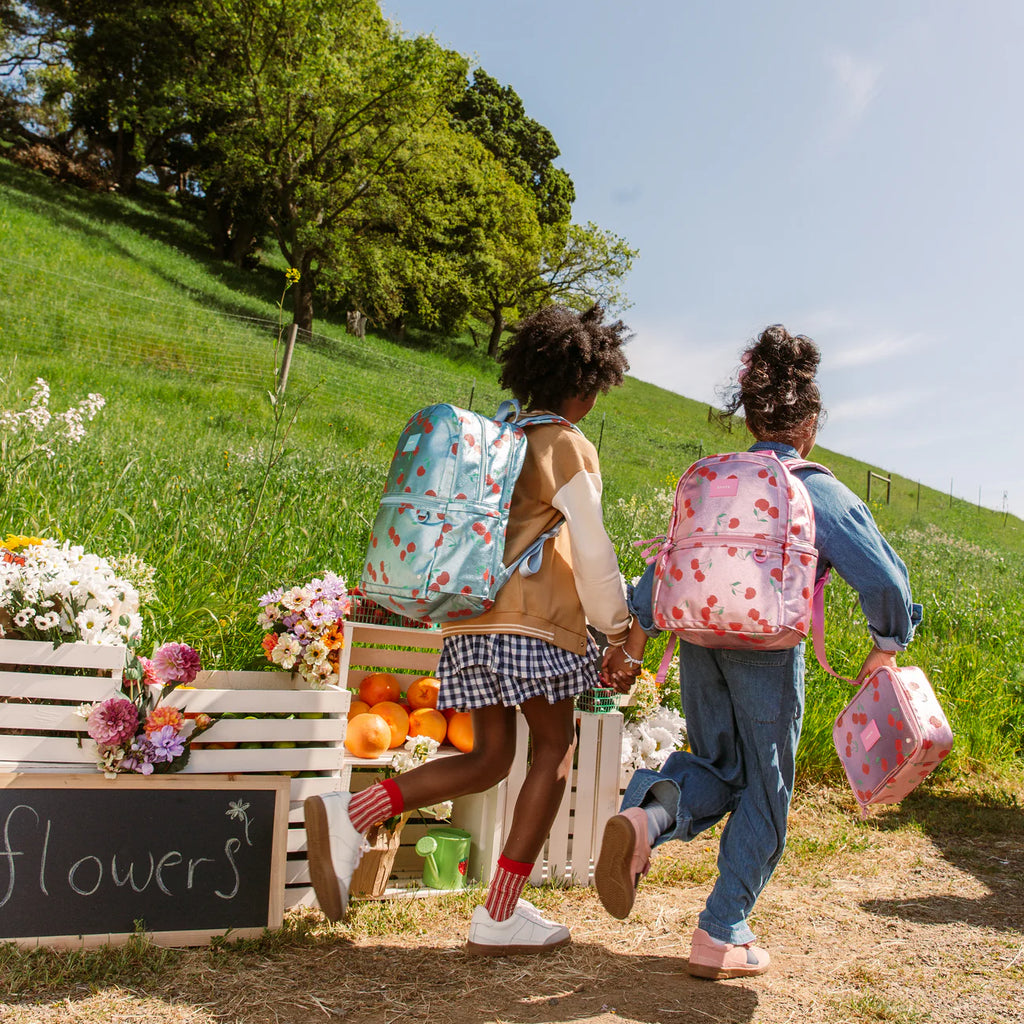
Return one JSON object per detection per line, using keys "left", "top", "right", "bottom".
{"left": 2, "top": 159, "right": 1021, "bottom": 780}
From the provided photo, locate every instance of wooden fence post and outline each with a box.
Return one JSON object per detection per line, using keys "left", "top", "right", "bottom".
{"left": 276, "top": 323, "right": 297, "bottom": 399}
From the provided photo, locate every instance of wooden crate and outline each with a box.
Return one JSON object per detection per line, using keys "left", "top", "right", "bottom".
{"left": 0, "top": 638, "right": 127, "bottom": 772}
{"left": 340, "top": 622, "right": 626, "bottom": 891}
{"left": 339, "top": 621, "right": 511, "bottom": 890}
{"left": 504, "top": 710, "right": 625, "bottom": 887}
{"left": 162, "top": 670, "right": 351, "bottom": 910}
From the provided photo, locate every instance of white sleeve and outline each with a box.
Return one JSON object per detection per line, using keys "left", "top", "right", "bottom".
{"left": 551, "top": 469, "right": 630, "bottom": 642}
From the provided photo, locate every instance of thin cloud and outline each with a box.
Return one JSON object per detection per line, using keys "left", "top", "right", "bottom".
{"left": 826, "top": 388, "right": 933, "bottom": 425}
{"left": 828, "top": 332, "right": 925, "bottom": 369}
{"left": 827, "top": 50, "right": 882, "bottom": 130}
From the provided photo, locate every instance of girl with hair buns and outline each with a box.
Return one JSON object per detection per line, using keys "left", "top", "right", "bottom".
{"left": 306, "top": 304, "right": 633, "bottom": 954}
{"left": 596, "top": 324, "right": 921, "bottom": 979}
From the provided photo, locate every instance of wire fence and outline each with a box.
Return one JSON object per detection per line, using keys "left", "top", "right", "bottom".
{"left": 1, "top": 255, "right": 1016, "bottom": 530}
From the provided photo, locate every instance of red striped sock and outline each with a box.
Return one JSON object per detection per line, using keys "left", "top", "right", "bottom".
{"left": 484, "top": 855, "right": 533, "bottom": 922}
{"left": 347, "top": 778, "right": 404, "bottom": 834}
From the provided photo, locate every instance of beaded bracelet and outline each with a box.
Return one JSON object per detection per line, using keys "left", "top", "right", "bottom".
{"left": 621, "top": 650, "right": 644, "bottom": 669}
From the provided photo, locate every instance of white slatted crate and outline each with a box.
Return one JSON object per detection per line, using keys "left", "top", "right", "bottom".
{"left": 0, "top": 638, "right": 127, "bottom": 772}
{"left": 504, "top": 710, "right": 625, "bottom": 887}
{"left": 339, "top": 621, "right": 512, "bottom": 890}
{"left": 162, "top": 670, "right": 351, "bottom": 909}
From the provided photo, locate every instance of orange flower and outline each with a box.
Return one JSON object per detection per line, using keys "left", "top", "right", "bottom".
{"left": 261, "top": 633, "right": 279, "bottom": 655}
{"left": 144, "top": 706, "right": 184, "bottom": 735}
{"left": 321, "top": 623, "right": 346, "bottom": 650}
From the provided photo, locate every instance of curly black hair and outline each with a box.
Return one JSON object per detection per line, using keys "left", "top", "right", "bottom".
{"left": 720, "top": 324, "right": 824, "bottom": 439}
{"left": 498, "top": 304, "right": 631, "bottom": 410}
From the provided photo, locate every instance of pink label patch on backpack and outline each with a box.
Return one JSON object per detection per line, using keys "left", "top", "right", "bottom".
{"left": 708, "top": 476, "right": 739, "bottom": 498}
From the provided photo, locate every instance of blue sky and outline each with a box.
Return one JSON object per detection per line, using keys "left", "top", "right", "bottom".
{"left": 384, "top": 1, "right": 1022, "bottom": 518}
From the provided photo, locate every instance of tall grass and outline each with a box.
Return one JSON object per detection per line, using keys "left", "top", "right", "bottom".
{"left": 2, "top": 158, "right": 1022, "bottom": 782}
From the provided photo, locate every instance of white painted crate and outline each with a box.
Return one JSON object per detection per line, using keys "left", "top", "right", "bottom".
{"left": 0, "top": 638, "right": 127, "bottom": 771}
{"left": 503, "top": 709, "right": 625, "bottom": 887}
{"left": 162, "top": 670, "right": 351, "bottom": 910}
{"left": 341, "top": 623, "right": 626, "bottom": 890}
{"left": 339, "top": 621, "right": 511, "bottom": 889}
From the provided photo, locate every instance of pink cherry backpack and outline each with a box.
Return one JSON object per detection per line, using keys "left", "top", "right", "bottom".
{"left": 645, "top": 450, "right": 831, "bottom": 650}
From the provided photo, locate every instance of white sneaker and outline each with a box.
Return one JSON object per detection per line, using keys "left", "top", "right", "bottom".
{"left": 466, "top": 898, "right": 571, "bottom": 955}
{"left": 304, "top": 792, "right": 369, "bottom": 922}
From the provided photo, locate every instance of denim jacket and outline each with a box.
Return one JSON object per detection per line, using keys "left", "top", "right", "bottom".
{"left": 629, "top": 441, "right": 922, "bottom": 652}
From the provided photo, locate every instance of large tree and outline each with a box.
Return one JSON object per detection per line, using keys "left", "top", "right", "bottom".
{"left": 449, "top": 68, "right": 636, "bottom": 352}
{"left": 2, "top": 1, "right": 200, "bottom": 190}
{"left": 191, "top": 0, "right": 467, "bottom": 335}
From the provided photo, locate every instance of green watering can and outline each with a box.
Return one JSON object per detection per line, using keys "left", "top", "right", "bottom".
{"left": 414, "top": 826, "right": 472, "bottom": 889}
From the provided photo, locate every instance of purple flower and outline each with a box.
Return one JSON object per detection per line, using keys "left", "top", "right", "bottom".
{"left": 148, "top": 724, "right": 185, "bottom": 763}
{"left": 87, "top": 697, "right": 138, "bottom": 746}
{"left": 151, "top": 642, "right": 201, "bottom": 684}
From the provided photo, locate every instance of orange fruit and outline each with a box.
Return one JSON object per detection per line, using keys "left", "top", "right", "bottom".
{"left": 446, "top": 710, "right": 473, "bottom": 752}
{"left": 369, "top": 700, "right": 409, "bottom": 748}
{"left": 408, "top": 707, "right": 447, "bottom": 744}
{"left": 344, "top": 713, "right": 391, "bottom": 759}
{"left": 347, "top": 699, "right": 371, "bottom": 721}
{"left": 358, "top": 672, "right": 401, "bottom": 706}
{"left": 406, "top": 675, "right": 441, "bottom": 710}
{"left": 441, "top": 707, "right": 458, "bottom": 722}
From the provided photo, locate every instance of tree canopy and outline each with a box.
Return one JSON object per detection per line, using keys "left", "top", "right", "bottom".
{"left": 0, "top": 0, "right": 636, "bottom": 346}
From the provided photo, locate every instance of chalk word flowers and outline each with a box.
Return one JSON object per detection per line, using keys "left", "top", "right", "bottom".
{"left": 257, "top": 572, "right": 351, "bottom": 688}
{"left": 76, "top": 642, "right": 213, "bottom": 776}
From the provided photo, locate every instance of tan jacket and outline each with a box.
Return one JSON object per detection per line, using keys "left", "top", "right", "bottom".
{"left": 441, "top": 420, "right": 631, "bottom": 655}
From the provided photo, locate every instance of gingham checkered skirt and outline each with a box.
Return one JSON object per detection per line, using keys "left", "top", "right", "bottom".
{"left": 436, "top": 633, "right": 600, "bottom": 710}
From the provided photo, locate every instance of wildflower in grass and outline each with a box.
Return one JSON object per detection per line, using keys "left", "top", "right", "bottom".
{"left": 0, "top": 375, "right": 105, "bottom": 493}
{"left": 285, "top": 267, "right": 301, "bottom": 284}
{"left": 151, "top": 641, "right": 201, "bottom": 684}
{"left": 87, "top": 697, "right": 139, "bottom": 747}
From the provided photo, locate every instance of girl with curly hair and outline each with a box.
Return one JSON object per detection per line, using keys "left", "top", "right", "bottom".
{"left": 597, "top": 324, "right": 922, "bottom": 979}
{"left": 306, "top": 304, "right": 633, "bottom": 954}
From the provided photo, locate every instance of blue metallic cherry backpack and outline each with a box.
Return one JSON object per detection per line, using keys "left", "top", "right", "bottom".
{"left": 360, "top": 401, "right": 574, "bottom": 625}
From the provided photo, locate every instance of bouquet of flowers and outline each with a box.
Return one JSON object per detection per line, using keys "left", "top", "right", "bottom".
{"left": 620, "top": 669, "right": 687, "bottom": 773}
{"left": 0, "top": 535, "right": 143, "bottom": 650}
{"left": 76, "top": 641, "right": 214, "bottom": 776}
{"left": 257, "top": 571, "right": 351, "bottom": 688}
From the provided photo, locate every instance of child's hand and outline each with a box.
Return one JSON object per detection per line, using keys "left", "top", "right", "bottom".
{"left": 855, "top": 646, "right": 898, "bottom": 684}
{"left": 602, "top": 646, "right": 642, "bottom": 694}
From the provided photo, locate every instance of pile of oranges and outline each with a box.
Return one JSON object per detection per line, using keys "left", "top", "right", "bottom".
{"left": 344, "top": 672, "right": 474, "bottom": 759}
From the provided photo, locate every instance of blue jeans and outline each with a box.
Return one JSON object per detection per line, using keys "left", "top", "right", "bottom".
{"left": 622, "top": 639, "right": 804, "bottom": 945}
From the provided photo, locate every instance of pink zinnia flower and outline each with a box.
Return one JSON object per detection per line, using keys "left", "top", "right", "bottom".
{"left": 151, "top": 642, "right": 201, "bottom": 684}
{"left": 87, "top": 697, "right": 138, "bottom": 747}
{"left": 139, "top": 656, "right": 160, "bottom": 688}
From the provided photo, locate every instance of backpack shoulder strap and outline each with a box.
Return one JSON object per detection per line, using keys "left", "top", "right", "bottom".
{"left": 784, "top": 458, "right": 834, "bottom": 478}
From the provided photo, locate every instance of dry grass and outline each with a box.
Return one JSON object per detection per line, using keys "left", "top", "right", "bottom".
{"left": 2, "top": 774, "right": 1021, "bottom": 1024}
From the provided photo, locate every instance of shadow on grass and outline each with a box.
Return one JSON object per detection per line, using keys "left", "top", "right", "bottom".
{"left": 860, "top": 784, "right": 1023, "bottom": 932}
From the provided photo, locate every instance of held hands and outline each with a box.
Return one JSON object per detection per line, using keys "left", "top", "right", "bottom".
{"left": 601, "top": 643, "right": 645, "bottom": 694}
{"left": 855, "top": 645, "right": 899, "bottom": 684}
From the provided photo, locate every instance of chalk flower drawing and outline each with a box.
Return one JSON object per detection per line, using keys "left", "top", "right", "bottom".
{"left": 227, "top": 799, "right": 253, "bottom": 845}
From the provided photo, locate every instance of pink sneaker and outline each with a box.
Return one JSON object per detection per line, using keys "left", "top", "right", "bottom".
{"left": 595, "top": 806, "right": 651, "bottom": 919}
{"left": 686, "top": 927, "right": 771, "bottom": 980}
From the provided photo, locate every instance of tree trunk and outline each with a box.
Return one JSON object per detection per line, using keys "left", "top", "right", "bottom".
{"left": 486, "top": 308, "right": 505, "bottom": 357}
{"left": 293, "top": 275, "right": 315, "bottom": 335}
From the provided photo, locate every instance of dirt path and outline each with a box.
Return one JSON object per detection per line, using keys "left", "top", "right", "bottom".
{"left": 2, "top": 779, "right": 1021, "bottom": 1024}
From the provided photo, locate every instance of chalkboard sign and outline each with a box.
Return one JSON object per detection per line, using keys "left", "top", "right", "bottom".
{"left": 0, "top": 773, "right": 290, "bottom": 948}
